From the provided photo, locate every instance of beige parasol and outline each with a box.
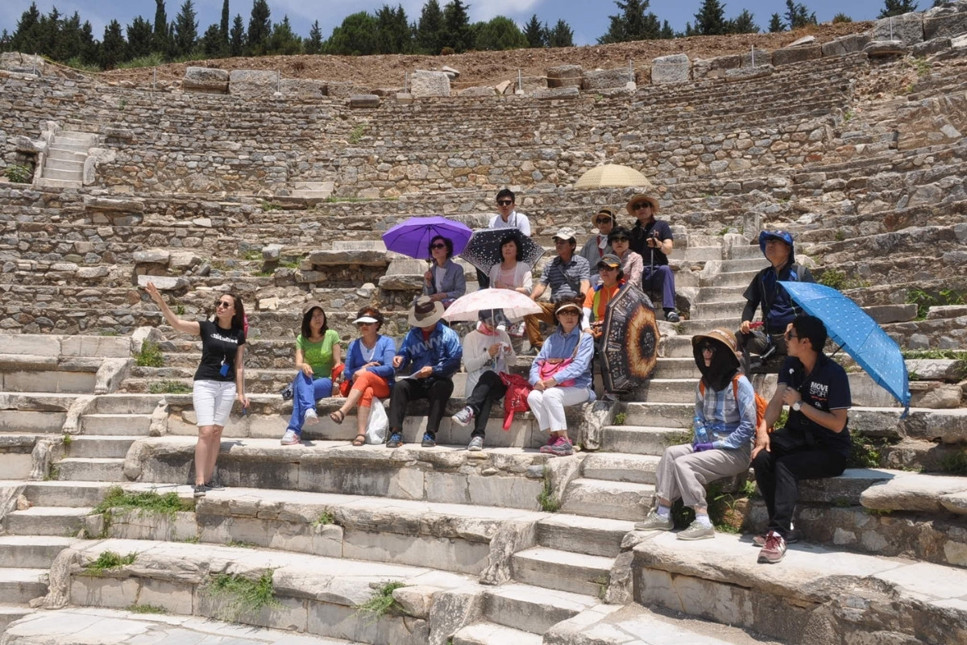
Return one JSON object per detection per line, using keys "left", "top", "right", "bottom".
{"left": 573, "top": 164, "right": 653, "bottom": 190}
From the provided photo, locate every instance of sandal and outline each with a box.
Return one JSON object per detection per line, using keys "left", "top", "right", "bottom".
{"left": 352, "top": 434, "right": 367, "bottom": 446}
{"left": 329, "top": 410, "right": 345, "bottom": 424}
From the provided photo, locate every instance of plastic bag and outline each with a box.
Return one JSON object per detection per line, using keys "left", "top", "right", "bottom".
{"left": 365, "top": 399, "right": 388, "bottom": 444}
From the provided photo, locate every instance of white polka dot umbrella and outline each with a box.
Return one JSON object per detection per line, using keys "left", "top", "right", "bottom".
{"left": 780, "top": 281, "right": 911, "bottom": 416}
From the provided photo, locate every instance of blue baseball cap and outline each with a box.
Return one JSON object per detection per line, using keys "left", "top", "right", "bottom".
{"left": 758, "top": 230, "right": 794, "bottom": 253}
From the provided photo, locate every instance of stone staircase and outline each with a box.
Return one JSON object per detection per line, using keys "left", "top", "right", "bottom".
{"left": 36, "top": 130, "right": 96, "bottom": 189}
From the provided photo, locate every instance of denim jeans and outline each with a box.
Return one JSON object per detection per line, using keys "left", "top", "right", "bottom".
{"left": 287, "top": 371, "right": 333, "bottom": 434}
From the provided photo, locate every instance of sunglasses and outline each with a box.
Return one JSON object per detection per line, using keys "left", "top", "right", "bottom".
{"left": 595, "top": 217, "right": 613, "bottom": 224}
{"left": 610, "top": 237, "right": 629, "bottom": 243}
{"left": 430, "top": 243, "right": 447, "bottom": 250}
{"left": 633, "top": 202, "right": 652, "bottom": 210}
{"left": 497, "top": 200, "right": 513, "bottom": 206}
{"left": 701, "top": 343, "right": 716, "bottom": 353}
{"left": 784, "top": 330, "right": 798, "bottom": 341}
{"left": 216, "top": 300, "right": 233, "bottom": 309}
{"left": 598, "top": 265, "right": 618, "bottom": 272}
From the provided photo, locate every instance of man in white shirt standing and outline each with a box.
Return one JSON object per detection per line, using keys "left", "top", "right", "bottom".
{"left": 478, "top": 188, "right": 531, "bottom": 288}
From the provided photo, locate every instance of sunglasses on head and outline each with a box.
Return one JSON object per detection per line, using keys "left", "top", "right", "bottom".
{"left": 633, "top": 202, "right": 652, "bottom": 210}
{"left": 497, "top": 199, "right": 513, "bottom": 206}
{"left": 430, "top": 243, "right": 446, "bottom": 250}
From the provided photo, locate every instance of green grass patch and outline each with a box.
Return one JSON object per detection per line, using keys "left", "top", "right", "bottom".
{"left": 63, "top": 57, "right": 101, "bottom": 73}
{"left": 940, "top": 449, "right": 967, "bottom": 476}
{"left": 313, "top": 511, "right": 335, "bottom": 527}
{"left": 906, "top": 287, "right": 965, "bottom": 320}
{"left": 261, "top": 201, "right": 282, "bottom": 212}
{"left": 226, "top": 540, "right": 257, "bottom": 548}
{"left": 45, "top": 464, "right": 60, "bottom": 481}
{"left": 206, "top": 570, "right": 281, "bottom": 621}
{"left": 92, "top": 486, "right": 195, "bottom": 518}
{"left": 135, "top": 340, "right": 164, "bottom": 367}
{"left": 127, "top": 603, "right": 167, "bottom": 614}
{"left": 818, "top": 268, "right": 847, "bottom": 290}
{"left": 612, "top": 412, "right": 626, "bottom": 426}
{"left": 4, "top": 164, "right": 32, "bottom": 183}
{"left": 355, "top": 581, "right": 405, "bottom": 619}
{"left": 148, "top": 380, "right": 193, "bottom": 394}
{"left": 848, "top": 436, "right": 891, "bottom": 469}
{"left": 537, "top": 466, "right": 561, "bottom": 513}
{"left": 348, "top": 124, "right": 367, "bottom": 144}
{"left": 85, "top": 550, "right": 136, "bottom": 575}
{"left": 117, "top": 53, "right": 165, "bottom": 69}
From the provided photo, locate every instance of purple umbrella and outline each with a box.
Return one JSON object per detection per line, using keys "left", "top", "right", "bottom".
{"left": 382, "top": 216, "right": 473, "bottom": 259}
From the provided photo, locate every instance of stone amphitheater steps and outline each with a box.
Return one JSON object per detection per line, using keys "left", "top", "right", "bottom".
{"left": 511, "top": 546, "right": 613, "bottom": 597}
{"left": 0, "top": 569, "right": 47, "bottom": 605}
{"left": 479, "top": 582, "right": 598, "bottom": 635}
{"left": 452, "top": 621, "right": 543, "bottom": 645}
{"left": 2, "top": 506, "right": 92, "bottom": 536}
{"left": 0, "top": 535, "right": 76, "bottom": 568}
{"left": 534, "top": 514, "right": 634, "bottom": 559}
{"left": 560, "top": 478, "right": 654, "bottom": 522}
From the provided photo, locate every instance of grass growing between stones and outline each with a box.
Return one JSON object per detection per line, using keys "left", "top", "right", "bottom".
{"left": 93, "top": 487, "right": 196, "bottom": 518}
{"left": 148, "top": 380, "right": 193, "bottom": 394}
{"left": 355, "top": 581, "right": 405, "bottom": 619}
{"left": 538, "top": 466, "right": 561, "bottom": 513}
{"left": 205, "top": 570, "right": 281, "bottom": 621}
{"left": 135, "top": 340, "right": 164, "bottom": 367}
{"left": 313, "top": 511, "right": 335, "bottom": 526}
{"left": 85, "top": 551, "right": 136, "bottom": 576}
{"left": 127, "top": 603, "right": 167, "bottom": 614}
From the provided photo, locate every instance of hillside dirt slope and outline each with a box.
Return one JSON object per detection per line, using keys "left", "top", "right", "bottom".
{"left": 98, "top": 22, "right": 872, "bottom": 90}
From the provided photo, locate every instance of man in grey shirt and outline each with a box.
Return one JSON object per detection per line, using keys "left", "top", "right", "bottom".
{"left": 526, "top": 227, "right": 590, "bottom": 351}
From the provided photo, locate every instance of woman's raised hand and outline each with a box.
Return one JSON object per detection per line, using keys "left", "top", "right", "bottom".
{"left": 145, "top": 281, "right": 163, "bottom": 305}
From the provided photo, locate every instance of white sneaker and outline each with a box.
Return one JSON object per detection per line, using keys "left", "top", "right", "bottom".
{"left": 281, "top": 429, "right": 300, "bottom": 445}
{"left": 451, "top": 406, "right": 474, "bottom": 427}
{"left": 303, "top": 408, "right": 319, "bottom": 426}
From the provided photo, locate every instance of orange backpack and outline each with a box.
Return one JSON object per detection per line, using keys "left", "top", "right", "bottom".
{"left": 699, "top": 374, "right": 770, "bottom": 433}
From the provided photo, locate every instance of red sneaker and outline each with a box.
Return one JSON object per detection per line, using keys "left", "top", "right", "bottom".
{"left": 757, "top": 530, "right": 787, "bottom": 564}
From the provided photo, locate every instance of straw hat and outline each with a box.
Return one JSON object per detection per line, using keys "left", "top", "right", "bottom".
{"left": 408, "top": 296, "right": 445, "bottom": 328}
{"left": 625, "top": 194, "right": 660, "bottom": 216}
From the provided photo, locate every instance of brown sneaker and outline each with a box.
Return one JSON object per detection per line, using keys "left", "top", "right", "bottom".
{"left": 757, "top": 531, "right": 787, "bottom": 564}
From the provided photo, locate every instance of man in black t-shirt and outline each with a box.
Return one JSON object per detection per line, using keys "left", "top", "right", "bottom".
{"left": 627, "top": 194, "right": 680, "bottom": 322}
{"left": 751, "top": 315, "right": 851, "bottom": 564}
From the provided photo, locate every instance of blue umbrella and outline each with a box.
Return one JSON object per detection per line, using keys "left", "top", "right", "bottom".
{"left": 780, "top": 281, "right": 910, "bottom": 416}
{"left": 382, "top": 216, "right": 473, "bottom": 259}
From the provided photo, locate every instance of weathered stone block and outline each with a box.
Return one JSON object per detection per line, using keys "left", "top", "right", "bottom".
{"left": 772, "top": 44, "right": 822, "bottom": 66}
{"left": 740, "top": 48, "right": 772, "bottom": 67}
{"left": 516, "top": 75, "right": 546, "bottom": 93}
{"left": 546, "top": 65, "right": 583, "bottom": 88}
{"left": 581, "top": 67, "right": 633, "bottom": 90}
{"left": 913, "top": 37, "right": 953, "bottom": 56}
{"left": 183, "top": 66, "right": 229, "bottom": 93}
{"left": 348, "top": 94, "right": 380, "bottom": 108}
{"left": 872, "top": 13, "right": 924, "bottom": 45}
{"left": 693, "top": 54, "right": 740, "bottom": 80}
{"left": 651, "top": 54, "right": 690, "bottom": 84}
{"left": 458, "top": 86, "right": 497, "bottom": 97}
{"left": 822, "top": 34, "right": 872, "bottom": 56}
{"left": 865, "top": 40, "right": 909, "bottom": 57}
{"left": 279, "top": 78, "right": 327, "bottom": 98}
{"left": 410, "top": 71, "right": 450, "bottom": 98}
{"left": 534, "top": 87, "right": 580, "bottom": 100}
{"left": 0, "top": 52, "right": 45, "bottom": 75}
{"left": 923, "top": 5, "right": 967, "bottom": 40}
{"left": 327, "top": 81, "right": 355, "bottom": 98}
{"left": 229, "top": 69, "right": 280, "bottom": 98}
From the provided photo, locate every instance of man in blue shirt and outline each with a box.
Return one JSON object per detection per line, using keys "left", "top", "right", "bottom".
{"left": 387, "top": 296, "right": 463, "bottom": 448}
{"left": 752, "top": 314, "right": 851, "bottom": 564}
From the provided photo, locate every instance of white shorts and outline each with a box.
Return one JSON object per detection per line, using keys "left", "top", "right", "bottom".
{"left": 192, "top": 380, "right": 237, "bottom": 427}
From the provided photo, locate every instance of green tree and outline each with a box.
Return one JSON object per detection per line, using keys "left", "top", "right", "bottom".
{"left": 768, "top": 12, "right": 784, "bottom": 32}
{"left": 247, "top": 0, "right": 272, "bottom": 55}
{"left": 879, "top": 0, "right": 918, "bottom": 17}
{"left": 9, "top": 2, "right": 42, "bottom": 54}
{"left": 153, "top": 0, "right": 170, "bottom": 55}
{"left": 220, "top": 0, "right": 230, "bottom": 43}
{"left": 598, "top": 0, "right": 662, "bottom": 44}
{"left": 547, "top": 19, "right": 575, "bottom": 47}
{"left": 728, "top": 9, "right": 759, "bottom": 33}
{"left": 326, "top": 11, "right": 379, "bottom": 55}
{"left": 172, "top": 0, "right": 198, "bottom": 58}
{"left": 229, "top": 14, "right": 245, "bottom": 56}
{"left": 442, "top": 0, "right": 472, "bottom": 52}
{"left": 100, "top": 19, "right": 127, "bottom": 69}
{"left": 785, "top": 0, "right": 816, "bottom": 29}
{"left": 267, "top": 15, "right": 301, "bottom": 55}
{"left": 474, "top": 16, "right": 527, "bottom": 51}
{"left": 305, "top": 20, "right": 323, "bottom": 54}
{"left": 127, "top": 16, "right": 155, "bottom": 58}
{"left": 694, "top": 0, "right": 727, "bottom": 35}
{"left": 200, "top": 23, "right": 224, "bottom": 56}
{"left": 375, "top": 4, "right": 413, "bottom": 54}
{"left": 416, "top": 0, "right": 445, "bottom": 54}
{"left": 524, "top": 14, "right": 546, "bottom": 47}
{"left": 832, "top": 13, "right": 852, "bottom": 23}
{"left": 56, "top": 12, "right": 89, "bottom": 61}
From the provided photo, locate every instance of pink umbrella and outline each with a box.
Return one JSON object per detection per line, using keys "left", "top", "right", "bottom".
{"left": 442, "top": 288, "right": 542, "bottom": 322}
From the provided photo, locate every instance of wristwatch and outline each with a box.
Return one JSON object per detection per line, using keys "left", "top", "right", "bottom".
{"left": 792, "top": 401, "right": 802, "bottom": 412}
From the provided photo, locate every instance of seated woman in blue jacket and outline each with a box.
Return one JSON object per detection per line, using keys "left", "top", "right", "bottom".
{"left": 387, "top": 296, "right": 463, "bottom": 448}
{"left": 329, "top": 306, "right": 396, "bottom": 446}
{"left": 422, "top": 235, "right": 466, "bottom": 308}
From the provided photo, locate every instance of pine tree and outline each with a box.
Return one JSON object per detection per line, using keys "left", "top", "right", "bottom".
{"left": 784, "top": 0, "right": 816, "bottom": 30}
{"left": 416, "top": 0, "right": 445, "bottom": 54}
{"left": 728, "top": 9, "right": 759, "bottom": 33}
{"left": 127, "top": 16, "right": 155, "bottom": 59}
{"left": 229, "top": 14, "right": 245, "bottom": 56}
{"left": 879, "top": 0, "right": 918, "bottom": 17}
{"left": 10, "top": 2, "right": 42, "bottom": 54}
{"left": 473, "top": 16, "right": 526, "bottom": 51}
{"left": 305, "top": 20, "right": 323, "bottom": 54}
{"left": 547, "top": 20, "right": 575, "bottom": 48}
{"left": 200, "top": 23, "right": 224, "bottom": 57}
{"left": 267, "top": 15, "right": 301, "bottom": 55}
{"left": 442, "top": 0, "right": 472, "bottom": 52}
{"left": 523, "top": 14, "right": 546, "bottom": 48}
{"left": 247, "top": 0, "right": 272, "bottom": 55}
{"left": 220, "top": 0, "right": 230, "bottom": 44}
{"left": 694, "top": 0, "right": 727, "bottom": 36}
{"left": 768, "top": 13, "right": 784, "bottom": 32}
{"left": 100, "top": 19, "right": 127, "bottom": 69}
{"left": 326, "top": 11, "right": 379, "bottom": 55}
{"left": 375, "top": 5, "right": 413, "bottom": 54}
{"left": 598, "top": 0, "right": 662, "bottom": 44}
{"left": 173, "top": 0, "right": 198, "bottom": 58}
{"left": 153, "top": 0, "right": 170, "bottom": 55}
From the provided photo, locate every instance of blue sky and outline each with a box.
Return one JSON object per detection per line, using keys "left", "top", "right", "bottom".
{"left": 3, "top": 1, "right": 892, "bottom": 47}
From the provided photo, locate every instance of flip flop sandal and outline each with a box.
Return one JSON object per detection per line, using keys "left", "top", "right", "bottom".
{"left": 352, "top": 434, "right": 366, "bottom": 446}
{"left": 329, "top": 410, "right": 345, "bottom": 424}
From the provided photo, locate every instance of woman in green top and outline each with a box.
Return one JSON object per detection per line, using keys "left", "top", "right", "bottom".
{"left": 281, "top": 302, "right": 341, "bottom": 445}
